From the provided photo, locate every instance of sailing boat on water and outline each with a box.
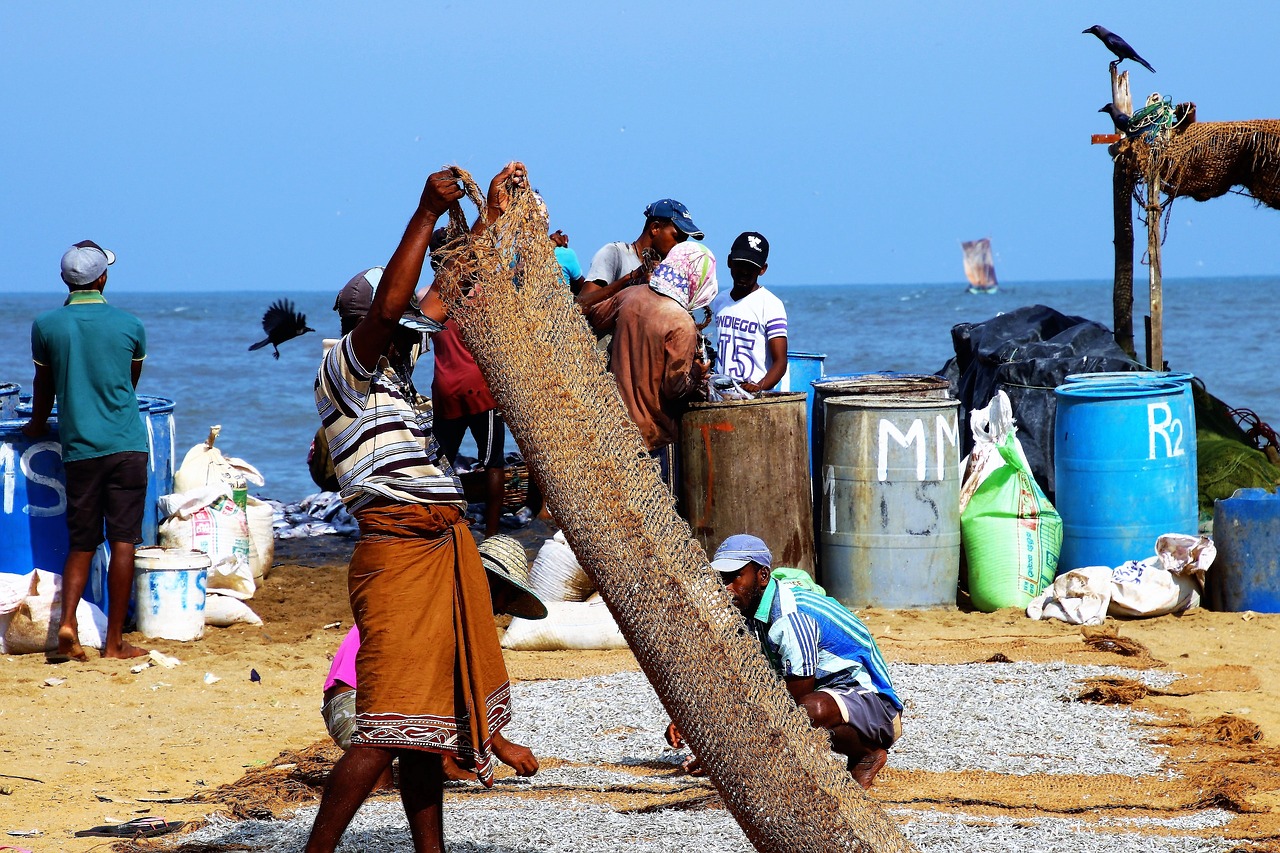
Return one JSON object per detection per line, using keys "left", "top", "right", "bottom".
{"left": 961, "top": 238, "right": 999, "bottom": 295}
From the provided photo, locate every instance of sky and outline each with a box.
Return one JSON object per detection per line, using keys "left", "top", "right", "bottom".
{"left": 3, "top": 2, "right": 1280, "bottom": 292}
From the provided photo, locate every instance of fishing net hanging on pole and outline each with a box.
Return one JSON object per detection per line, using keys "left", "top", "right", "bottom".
{"left": 432, "top": 168, "right": 916, "bottom": 853}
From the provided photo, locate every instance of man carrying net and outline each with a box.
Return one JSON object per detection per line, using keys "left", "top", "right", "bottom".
{"left": 306, "top": 162, "right": 530, "bottom": 853}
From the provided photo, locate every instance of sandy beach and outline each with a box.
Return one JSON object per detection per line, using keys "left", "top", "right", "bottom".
{"left": 3, "top": 533, "right": 1279, "bottom": 851}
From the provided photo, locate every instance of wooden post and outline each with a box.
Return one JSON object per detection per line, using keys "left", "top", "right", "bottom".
{"left": 1112, "top": 160, "right": 1136, "bottom": 358}
{"left": 1111, "top": 67, "right": 1132, "bottom": 115}
{"left": 1146, "top": 151, "right": 1164, "bottom": 369}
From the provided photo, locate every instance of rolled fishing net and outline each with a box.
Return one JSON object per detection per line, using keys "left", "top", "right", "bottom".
{"left": 432, "top": 168, "right": 915, "bottom": 853}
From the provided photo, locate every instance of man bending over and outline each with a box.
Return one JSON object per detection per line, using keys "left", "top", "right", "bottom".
{"left": 667, "top": 534, "right": 903, "bottom": 788}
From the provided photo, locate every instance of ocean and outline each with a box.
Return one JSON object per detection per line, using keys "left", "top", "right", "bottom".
{"left": 2, "top": 278, "right": 1275, "bottom": 503}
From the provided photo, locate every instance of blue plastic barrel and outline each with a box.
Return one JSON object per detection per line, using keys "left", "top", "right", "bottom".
{"left": 18, "top": 397, "right": 158, "bottom": 544}
{"left": 1054, "top": 380, "right": 1198, "bottom": 572}
{"left": 136, "top": 395, "right": 176, "bottom": 544}
{"left": 1, "top": 417, "right": 72, "bottom": 580}
{"left": 0, "top": 417, "right": 118, "bottom": 612}
{"left": 0, "top": 384, "right": 19, "bottom": 419}
{"left": 782, "top": 352, "right": 825, "bottom": 477}
{"left": 1207, "top": 488, "right": 1280, "bottom": 612}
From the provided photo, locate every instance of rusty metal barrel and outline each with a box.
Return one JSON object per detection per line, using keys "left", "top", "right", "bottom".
{"left": 681, "top": 391, "right": 815, "bottom": 574}
{"left": 811, "top": 374, "right": 951, "bottom": 578}
{"left": 820, "top": 395, "right": 962, "bottom": 608}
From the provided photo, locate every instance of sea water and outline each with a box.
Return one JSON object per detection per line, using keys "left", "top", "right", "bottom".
{"left": 1, "top": 278, "right": 1274, "bottom": 502}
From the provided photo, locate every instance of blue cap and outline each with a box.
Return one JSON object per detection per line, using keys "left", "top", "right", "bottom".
{"left": 711, "top": 534, "right": 773, "bottom": 574}
{"left": 644, "top": 198, "right": 704, "bottom": 240}
{"left": 60, "top": 240, "right": 115, "bottom": 286}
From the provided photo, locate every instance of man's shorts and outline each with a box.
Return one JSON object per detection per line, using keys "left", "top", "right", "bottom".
{"left": 63, "top": 451, "right": 148, "bottom": 551}
{"left": 818, "top": 685, "right": 902, "bottom": 750}
{"left": 322, "top": 689, "right": 357, "bottom": 751}
{"left": 435, "top": 409, "right": 505, "bottom": 469}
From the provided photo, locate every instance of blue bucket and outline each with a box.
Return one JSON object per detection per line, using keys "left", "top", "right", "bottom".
{"left": 1054, "top": 380, "right": 1198, "bottom": 572}
{"left": 137, "top": 395, "right": 176, "bottom": 543}
{"left": 1208, "top": 488, "right": 1280, "bottom": 612}
{"left": 782, "top": 352, "right": 826, "bottom": 477}
{"left": 0, "top": 384, "right": 19, "bottom": 419}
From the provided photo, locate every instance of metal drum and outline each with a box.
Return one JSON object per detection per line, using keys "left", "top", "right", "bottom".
{"left": 681, "top": 392, "right": 815, "bottom": 574}
{"left": 1054, "top": 380, "right": 1198, "bottom": 572}
{"left": 820, "top": 395, "right": 962, "bottom": 608}
{"left": 0, "top": 383, "right": 18, "bottom": 419}
{"left": 1207, "top": 487, "right": 1280, "bottom": 613}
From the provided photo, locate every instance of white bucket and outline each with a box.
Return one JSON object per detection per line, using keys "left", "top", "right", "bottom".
{"left": 246, "top": 498, "right": 275, "bottom": 584}
{"left": 134, "top": 547, "right": 211, "bottom": 641}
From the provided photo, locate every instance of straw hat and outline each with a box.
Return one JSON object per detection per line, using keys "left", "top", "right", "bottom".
{"left": 477, "top": 534, "right": 548, "bottom": 620}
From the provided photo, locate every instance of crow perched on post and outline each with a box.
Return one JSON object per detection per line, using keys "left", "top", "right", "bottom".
{"left": 1099, "top": 102, "right": 1132, "bottom": 134}
{"left": 249, "top": 299, "right": 315, "bottom": 359}
{"left": 1083, "top": 25, "right": 1156, "bottom": 73}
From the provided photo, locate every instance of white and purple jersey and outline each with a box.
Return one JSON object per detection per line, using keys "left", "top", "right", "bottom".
{"left": 711, "top": 287, "right": 788, "bottom": 385}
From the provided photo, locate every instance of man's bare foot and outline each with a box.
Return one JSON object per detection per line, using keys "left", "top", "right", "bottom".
{"left": 442, "top": 753, "right": 478, "bottom": 778}
{"left": 848, "top": 748, "right": 888, "bottom": 789}
{"left": 101, "top": 641, "right": 149, "bottom": 660}
{"left": 53, "top": 626, "right": 88, "bottom": 662}
{"left": 492, "top": 733, "right": 538, "bottom": 776}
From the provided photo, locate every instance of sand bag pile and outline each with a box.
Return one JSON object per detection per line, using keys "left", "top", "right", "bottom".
{"left": 431, "top": 168, "right": 914, "bottom": 853}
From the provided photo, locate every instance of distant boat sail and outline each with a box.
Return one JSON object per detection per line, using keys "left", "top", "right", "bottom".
{"left": 962, "top": 238, "right": 999, "bottom": 295}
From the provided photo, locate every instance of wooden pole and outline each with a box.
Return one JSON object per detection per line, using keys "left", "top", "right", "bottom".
{"left": 1146, "top": 151, "right": 1164, "bottom": 369}
{"left": 1111, "top": 67, "right": 1132, "bottom": 115}
{"left": 1112, "top": 160, "right": 1136, "bottom": 358}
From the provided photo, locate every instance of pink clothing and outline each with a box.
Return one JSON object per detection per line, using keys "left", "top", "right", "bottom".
{"left": 324, "top": 625, "right": 361, "bottom": 692}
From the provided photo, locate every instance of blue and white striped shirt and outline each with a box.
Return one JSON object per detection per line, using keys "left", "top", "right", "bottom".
{"left": 315, "top": 334, "right": 465, "bottom": 511}
{"left": 752, "top": 572, "right": 902, "bottom": 710}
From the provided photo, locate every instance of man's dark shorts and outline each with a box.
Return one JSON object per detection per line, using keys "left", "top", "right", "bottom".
{"left": 818, "top": 686, "right": 902, "bottom": 750}
{"left": 63, "top": 450, "right": 148, "bottom": 550}
{"left": 435, "top": 409, "right": 506, "bottom": 469}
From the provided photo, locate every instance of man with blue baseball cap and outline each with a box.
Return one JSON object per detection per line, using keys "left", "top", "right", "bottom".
{"left": 666, "top": 533, "right": 904, "bottom": 788}
{"left": 25, "top": 240, "right": 150, "bottom": 662}
{"left": 576, "top": 197, "right": 704, "bottom": 309}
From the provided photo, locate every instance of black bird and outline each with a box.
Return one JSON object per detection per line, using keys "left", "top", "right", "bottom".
{"left": 249, "top": 299, "right": 315, "bottom": 359}
{"left": 1099, "top": 102, "right": 1132, "bottom": 133}
{"left": 1083, "top": 25, "right": 1156, "bottom": 73}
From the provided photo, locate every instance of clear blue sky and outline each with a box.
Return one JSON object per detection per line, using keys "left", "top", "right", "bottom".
{"left": 4, "top": 2, "right": 1279, "bottom": 292}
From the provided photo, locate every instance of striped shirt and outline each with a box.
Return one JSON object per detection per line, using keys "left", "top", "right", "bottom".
{"left": 752, "top": 572, "right": 902, "bottom": 710}
{"left": 315, "top": 334, "right": 465, "bottom": 511}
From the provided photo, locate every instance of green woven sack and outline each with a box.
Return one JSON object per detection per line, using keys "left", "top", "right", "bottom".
{"left": 962, "top": 434, "right": 1062, "bottom": 612}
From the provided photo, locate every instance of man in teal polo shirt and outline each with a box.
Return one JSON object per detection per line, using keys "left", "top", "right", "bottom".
{"left": 24, "top": 240, "right": 150, "bottom": 662}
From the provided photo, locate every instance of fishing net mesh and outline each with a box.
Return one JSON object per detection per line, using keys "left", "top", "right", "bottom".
{"left": 1122, "top": 120, "right": 1280, "bottom": 207}
{"left": 431, "top": 169, "right": 914, "bottom": 853}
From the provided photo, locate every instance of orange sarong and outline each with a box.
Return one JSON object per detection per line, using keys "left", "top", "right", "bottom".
{"left": 347, "top": 503, "right": 510, "bottom": 785}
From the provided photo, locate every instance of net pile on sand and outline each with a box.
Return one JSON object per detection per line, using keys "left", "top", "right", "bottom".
{"left": 431, "top": 168, "right": 915, "bottom": 853}
{"left": 1120, "top": 119, "right": 1280, "bottom": 207}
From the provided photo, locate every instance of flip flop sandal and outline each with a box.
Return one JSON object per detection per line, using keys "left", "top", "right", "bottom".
{"left": 74, "top": 817, "right": 184, "bottom": 838}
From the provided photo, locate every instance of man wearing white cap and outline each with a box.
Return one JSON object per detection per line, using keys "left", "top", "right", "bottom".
{"left": 666, "top": 534, "right": 903, "bottom": 788}
{"left": 24, "top": 240, "right": 150, "bottom": 662}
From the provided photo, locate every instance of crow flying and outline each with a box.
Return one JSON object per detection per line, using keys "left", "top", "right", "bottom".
{"left": 249, "top": 299, "right": 315, "bottom": 359}
{"left": 1083, "top": 25, "right": 1156, "bottom": 73}
{"left": 1099, "top": 102, "right": 1132, "bottom": 133}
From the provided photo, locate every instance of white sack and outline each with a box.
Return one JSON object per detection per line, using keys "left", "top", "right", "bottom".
{"left": 527, "top": 531, "right": 594, "bottom": 602}
{"left": 1026, "top": 566, "right": 1114, "bottom": 626}
{"left": 501, "top": 595, "right": 627, "bottom": 651}
{"left": 159, "top": 495, "right": 255, "bottom": 599}
{"left": 1108, "top": 534, "right": 1213, "bottom": 618}
{"left": 203, "top": 592, "right": 263, "bottom": 627}
{"left": 1, "top": 569, "right": 108, "bottom": 654}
